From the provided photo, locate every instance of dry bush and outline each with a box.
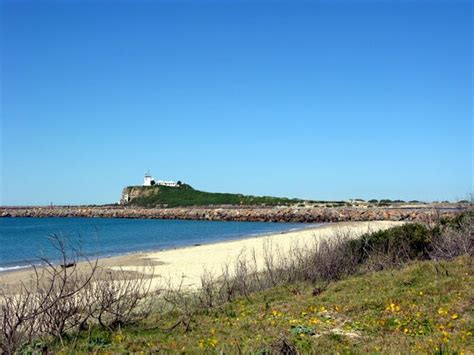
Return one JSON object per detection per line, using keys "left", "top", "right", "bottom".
{"left": 217, "top": 264, "right": 236, "bottom": 303}
{"left": 228, "top": 249, "right": 262, "bottom": 299}
{"left": 190, "top": 233, "right": 361, "bottom": 313}
{"left": 430, "top": 214, "right": 473, "bottom": 260}
{"left": 198, "top": 270, "right": 217, "bottom": 308}
{"left": 87, "top": 266, "right": 156, "bottom": 330}
{"left": 305, "top": 237, "right": 359, "bottom": 281}
{"left": 190, "top": 234, "right": 359, "bottom": 312}
{"left": 0, "top": 282, "right": 44, "bottom": 355}
{"left": 267, "top": 243, "right": 307, "bottom": 284}
{"left": 259, "top": 232, "right": 359, "bottom": 285}
{"left": 0, "top": 236, "right": 157, "bottom": 354}
{"left": 262, "top": 240, "right": 278, "bottom": 285}
{"left": 0, "top": 235, "right": 97, "bottom": 354}
{"left": 162, "top": 278, "right": 200, "bottom": 332}
{"left": 196, "top": 250, "right": 262, "bottom": 310}
{"left": 36, "top": 239, "right": 98, "bottom": 341}
{"left": 37, "top": 270, "right": 97, "bottom": 342}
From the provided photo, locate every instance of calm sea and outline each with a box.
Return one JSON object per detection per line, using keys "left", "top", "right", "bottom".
{"left": 0, "top": 217, "right": 312, "bottom": 272}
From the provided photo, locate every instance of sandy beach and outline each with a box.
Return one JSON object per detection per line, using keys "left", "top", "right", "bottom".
{"left": 0, "top": 221, "right": 404, "bottom": 291}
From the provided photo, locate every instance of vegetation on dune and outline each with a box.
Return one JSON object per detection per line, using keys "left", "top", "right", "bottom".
{"left": 49, "top": 257, "right": 472, "bottom": 354}
{"left": 1, "top": 213, "right": 472, "bottom": 354}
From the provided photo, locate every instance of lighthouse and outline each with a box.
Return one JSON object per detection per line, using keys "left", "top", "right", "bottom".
{"left": 143, "top": 171, "right": 154, "bottom": 186}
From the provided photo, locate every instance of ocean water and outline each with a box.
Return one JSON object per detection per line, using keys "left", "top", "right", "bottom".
{"left": 0, "top": 218, "right": 313, "bottom": 272}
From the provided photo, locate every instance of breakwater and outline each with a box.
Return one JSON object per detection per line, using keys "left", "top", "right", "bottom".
{"left": 0, "top": 206, "right": 462, "bottom": 223}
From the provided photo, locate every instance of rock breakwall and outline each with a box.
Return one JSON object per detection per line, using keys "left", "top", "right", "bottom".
{"left": 0, "top": 206, "right": 462, "bottom": 223}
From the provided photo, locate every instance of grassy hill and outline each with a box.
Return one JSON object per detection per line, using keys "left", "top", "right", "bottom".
{"left": 123, "top": 184, "right": 314, "bottom": 207}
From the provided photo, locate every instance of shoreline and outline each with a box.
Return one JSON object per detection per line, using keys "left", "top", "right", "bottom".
{"left": 0, "top": 221, "right": 318, "bottom": 274}
{"left": 0, "top": 221, "right": 404, "bottom": 290}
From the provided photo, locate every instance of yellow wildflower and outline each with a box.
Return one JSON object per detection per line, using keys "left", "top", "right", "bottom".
{"left": 437, "top": 307, "right": 448, "bottom": 316}
{"left": 386, "top": 302, "right": 400, "bottom": 313}
{"left": 451, "top": 314, "right": 459, "bottom": 320}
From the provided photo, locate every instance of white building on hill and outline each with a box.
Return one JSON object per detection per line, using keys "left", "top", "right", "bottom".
{"left": 156, "top": 180, "right": 179, "bottom": 187}
{"left": 143, "top": 172, "right": 180, "bottom": 187}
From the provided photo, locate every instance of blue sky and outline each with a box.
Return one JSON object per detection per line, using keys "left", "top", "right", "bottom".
{"left": 1, "top": 0, "right": 472, "bottom": 205}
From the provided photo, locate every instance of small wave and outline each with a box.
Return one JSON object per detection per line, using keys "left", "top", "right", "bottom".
{"left": 0, "top": 264, "right": 31, "bottom": 273}
{"left": 288, "top": 223, "right": 322, "bottom": 232}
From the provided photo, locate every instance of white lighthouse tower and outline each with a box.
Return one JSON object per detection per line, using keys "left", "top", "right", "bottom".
{"left": 143, "top": 171, "right": 154, "bottom": 186}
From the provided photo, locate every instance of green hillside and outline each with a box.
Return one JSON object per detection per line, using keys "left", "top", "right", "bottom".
{"left": 124, "top": 184, "right": 308, "bottom": 207}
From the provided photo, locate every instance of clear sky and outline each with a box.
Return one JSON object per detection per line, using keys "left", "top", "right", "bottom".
{"left": 1, "top": 0, "right": 472, "bottom": 205}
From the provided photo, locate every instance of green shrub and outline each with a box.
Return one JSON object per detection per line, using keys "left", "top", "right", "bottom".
{"left": 348, "top": 223, "right": 436, "bottom": 267}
